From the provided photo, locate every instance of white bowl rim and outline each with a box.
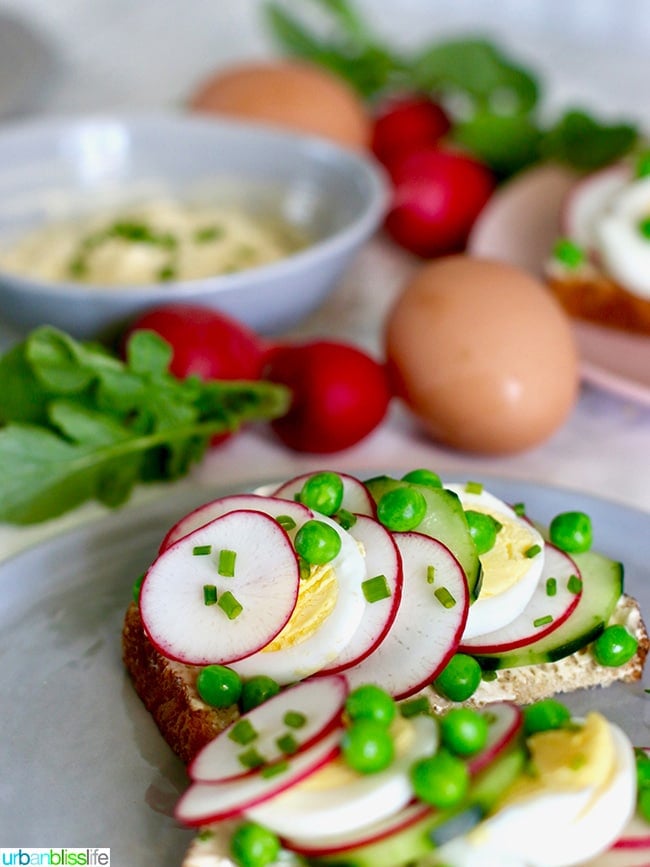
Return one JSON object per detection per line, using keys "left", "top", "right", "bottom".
{"left": 0, "top": 110, "right": 390, "bottom": 300}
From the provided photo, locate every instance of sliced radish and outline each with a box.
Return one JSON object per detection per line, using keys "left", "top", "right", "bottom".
{"left": 467, "top": 703, "right": 523, "bottom": 776}
{"left": 175, "top": 727, "right": 342, "bottom": 827}
{"left": 272, "top": 471, "right": 376, "bottom": 517}
{"left": 344, "top": 532, "right": 469, "bottom": 699}
{"left": 231, "top": 514, "right": 367, "bottom": 684}
{"left": 190, "top": 675, "right": 348, "bottom": 783}
{"left": 140, "top": 510, "right": 299, "bottom": 665}
{"left": 613, "top": 812, "right": 650, "bottom": 849}
{"left": 282, "top": 800, "right": 433, "bottom": 857}
{"left": 317, "top": 515, "right": 403, "bottom": 675}
{"left": 248, "top": 714, "right": 438, "bottom": 840}
{"left": 460, "top": 545, "right": 582, "bottom": 654}
{"left": 561, "top": 162, "right": 629, "bottom": 249}
{"left": 159, "top": 494, "right": 313, "bottom": 552}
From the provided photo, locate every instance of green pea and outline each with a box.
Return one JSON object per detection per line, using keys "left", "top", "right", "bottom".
{"left": 401, "top": 469, "right": 442, "bottom": 490}
{"left": 230, "top": 821, "right": 280, "bottom": 867}
{"left": 345, "top": 684, "right": 396, "bottom": 727}
{"left": 239, "top": 675, "right": 280, "bottom": 713}
{"left": 377, "top": 487, "right": 427, "bottom": 532}
{"left": 635, "top": 749, "right": 650, "bottom": 790}
{"left": 196, "top": 664, "right": 242, "bottom": 709}
{"left": 433, "top": 653, "right": 482, "bottom": 702}
{"left": 549, "top": 511, "right": 593, "bottom": 553}
{"left": 294, "top": 519, "right": 342, "bottom": 565}
{"left": 440, "top": 708, "right": 489, "bottom": 757}
{"left": 593, "top": 624, "right": 638, "bottom": 667}
{"left": 639, "top": 787, "right": 650, "bottom": 823}
{"left": 299, "top": 472, "right": 344, "bottom": 516}
{"left": 522, "top": 698, "right": 571, "bottom": 735}
{"left": 410, "top": 749, "right": 469, "bottom": 808}
{"left": 341, "top": 719, "right": 395, "bottom": 774}
{"left": 465, "top": 510, "right": 502, "bottom": 555}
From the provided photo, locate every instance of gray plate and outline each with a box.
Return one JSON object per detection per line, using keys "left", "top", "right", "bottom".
{"left": 1, "top": 475, "right": 649, "bottom": 862}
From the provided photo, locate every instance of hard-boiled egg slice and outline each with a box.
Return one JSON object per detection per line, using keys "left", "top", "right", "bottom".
{"left": 446, "top": 484, "right": 545, "bottom": 639}
{"left": 231, "top": 513, "right": 367, "bottom": 684}
{"left": 436, "top": 715, "right": 636, "bottom": 867}
{"left": 247, "top": 714, "right": 438, "bottom": 840}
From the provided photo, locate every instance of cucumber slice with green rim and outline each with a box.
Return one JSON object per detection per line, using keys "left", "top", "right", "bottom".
{"left": 364, "top": 475, "right": 482, "bottom": 600}
{"left": 473, "top": 550, "right": 624, "bottom": 670}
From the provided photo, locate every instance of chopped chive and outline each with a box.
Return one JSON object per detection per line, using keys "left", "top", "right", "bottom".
{"left": 534, "top": 614, "right": 554, "bottom": 628}
{"left": 237, "top": 747, "right": 266, "bottom": 769}
{"left": 283, "top": 710, "right": 307, "bottom": 729}
{"left": 570, "top": 753, "right": 587, "bottom": 771}
{"left": 465, "top": 481, "right": 483, "bottom": 494}
{"left": 553, "top": 237, "right": 585, "bottom": 269}
{"left": 218, "top": 548, "right": 237, "bottom": 577}
{"left": 158, "top": 264, "right": 176, "bottom": 281}
{"left": 546, "top": 577, "right": 558, "bottom": 597}
{"left": 228, "top": 719, "right": 258, "bottom": 745}
{"left": 193, "top": 545, "right": 212, "bottom": 556}
{"left": 218, "top": 590, "right": 243, "bottom": 620}
{"left": 203, "top": 584, "right": 218, "bottom": 606}
{"left": 567, "top": 574, "right": 583, "bottom": 595}
{"left": 427, "top": 565, "right": 436, "bottom": 584}
{"left": 362, "top": 574, "right": 391, "bottom": 603}
{"left": 276, "top": 514, "right": 297, "bottom": 531}
{"left": 298, "top": 556, "right": 311, "bottom": 581}
{"left": 194, "top": 225, "right": 224, "bottom": 243}
{"left": 276, "top": 733, "right": 300, "bottom": 755}
{"left": 638, "top": 217, "right": 650, "bottom": 240}
{"left": 482, "top": 670, "right": 498, "bottom": 682}
{"left": 132, "top": 572, "right": 145, "bottom": 603}
{"left": 525, "top": 544, "right": 542, "bottom": 559}
{"left": 261, "top": 759, "right": 290, "bottom": 779}
{"left": 399, "top": 696, "right": 430, "bottom": 718}
{"left": 197, "top": 829, "right": 215, "bottom": 842}
{"left": 335, "top": 509, "right": 357, "bottom": 530}
{"left": 512, "top": 502, "right": 526, "bottom": 517}
{"left": 434, "top": 586, "right": 456, "bottom": 609}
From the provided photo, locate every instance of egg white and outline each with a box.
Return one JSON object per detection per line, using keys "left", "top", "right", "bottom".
{"left": 446, "top": 484, "right": 545, "bottom": 639}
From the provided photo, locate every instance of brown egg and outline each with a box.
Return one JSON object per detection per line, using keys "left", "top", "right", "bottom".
{"left": 188, "top": 60, "right": 371, "bottom": 151}
{"left": 385, "top": 255, "right": 579, "bottom": 454}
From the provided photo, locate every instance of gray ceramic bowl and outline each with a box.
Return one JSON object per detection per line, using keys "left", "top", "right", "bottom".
{"left": 0, "top": 113, "right": 388, "bottom": 338}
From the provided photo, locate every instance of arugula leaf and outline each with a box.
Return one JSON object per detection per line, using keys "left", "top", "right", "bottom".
{"left": 541, "top": 109, "right": 639, "bottom": 171}
{"left": 451, "top": 111, "right": 543, "bottom": 178}
{"left": 0, "top": 326, "right": 290, "bottom": 524}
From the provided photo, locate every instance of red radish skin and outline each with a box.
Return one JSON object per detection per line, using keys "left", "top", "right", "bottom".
{"left": 467, "top": 703, "right": 523, "bottom": 776}
{"left": 371, "top": 96, "right": 451, "bottom": 167}
{"left": 263, "top": 340, "right": 392, "bottom": 454}
{"left": 317, "top": 515, "right": 403, "bottom": 674}
{"left": 189, "top": 675, "right": 349, "bottom": 783}
{"left": 140, "top": 510, "right": 300, "bottom": 666}
{"left": 123, "top": 303, "right": 265, "bottom": 381}
{"left": 343, "top": 531, "right": 469, "bottom": 699}
{"left": 384, "top": 146, "right": 495, "bottom": 257}
{"left": 175, "top": 728, "right": 342, "bottom": 826}
{"left": 272, "top": 471, "right": 376, "bottom": 517}
{"left": 159, "top": 494, "right": 313, "bottom": 553}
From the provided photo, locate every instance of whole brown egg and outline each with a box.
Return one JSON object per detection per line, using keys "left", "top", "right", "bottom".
{"left": 385, "top": 255, "right": 580, "bottom": 454}
{"left": 188, "top": 60, "right": 371, "bottom": 151}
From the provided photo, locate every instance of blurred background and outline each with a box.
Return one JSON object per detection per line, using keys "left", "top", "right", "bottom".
{"left": 0, "top": 0, "right": 648, "bottom": 123}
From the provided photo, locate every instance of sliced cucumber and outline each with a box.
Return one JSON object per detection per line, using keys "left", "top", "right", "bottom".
{"left": 473, "top": 550, "right": 624, "bottom": 670}
{"left": 364, "top": 475, "right": 482, "bottom": 600}
{"left": 312, "top": 745, "right": 526, "bottom": 867}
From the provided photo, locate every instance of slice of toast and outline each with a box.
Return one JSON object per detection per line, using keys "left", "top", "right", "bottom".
{"left": 122, "top": 594, "right": 649, "bottom": 765}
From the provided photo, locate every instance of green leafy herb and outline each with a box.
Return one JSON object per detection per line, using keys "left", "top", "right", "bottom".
{"left": 264, "top": 0, "right": 639, "bottom": 177}
{"left": 0, "top": 326, "right": 290, "bottom": 524}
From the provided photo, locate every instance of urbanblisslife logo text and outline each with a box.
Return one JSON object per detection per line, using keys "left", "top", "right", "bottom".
{"left": 0, "top": 851, "right": 110, "bottom": 865}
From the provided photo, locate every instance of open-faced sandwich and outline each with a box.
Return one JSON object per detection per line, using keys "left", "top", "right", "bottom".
{"left": 545, "top": 150, "right": 650, "bottom": 335}
{"left": 122, "top": 468, "right": 649, "bottom": 864}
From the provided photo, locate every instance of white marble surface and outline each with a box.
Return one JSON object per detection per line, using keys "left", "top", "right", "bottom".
{"left": 0, "top": 0, "right": 649, "bottom": 560}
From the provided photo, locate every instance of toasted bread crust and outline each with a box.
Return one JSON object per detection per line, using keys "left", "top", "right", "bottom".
{"left": 548, "top": 272, "right": 650, "bottom": 335}
{"left": 122, "top": 602, "right": 238, "bottom": 764}
{"left": 123, "top": 594, "right": 648, "bottom": 764}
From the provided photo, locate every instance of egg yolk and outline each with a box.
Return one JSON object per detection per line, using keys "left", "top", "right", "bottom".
{"left": 503, "top": 712, "right": 616, "bottom": 806}
{"left": 262, "top": 563, "right": 339, "bottom": 651}
{"left": 474, "top": 509, "right": 541, "bottom": 598}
